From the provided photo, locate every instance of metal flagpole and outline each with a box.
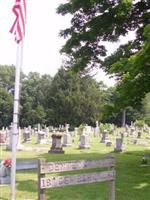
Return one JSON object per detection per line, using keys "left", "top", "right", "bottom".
{"left": 9, "top": 1, "right": 27, "bottom": 199}
{"left": 10, "top": 40, "right": 24, "bottom": 200}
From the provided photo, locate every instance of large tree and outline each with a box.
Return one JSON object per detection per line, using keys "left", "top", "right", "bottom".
{"left": 0, "top": 88, "right": 13, "bottom": 128}
{"left": 47, "top": 68, "right": 104, "bottom": 126}
{"left": 57, "top": 0, "right": 150, "bottom": 105}
{"left": 142, "top": 92, "right": 150, "bottom": 125}
{"left": 0, "top": 65, "right": 15, "bottom": 127}
{"left": 20, "top": 72, "right": 52, "bottom": 126}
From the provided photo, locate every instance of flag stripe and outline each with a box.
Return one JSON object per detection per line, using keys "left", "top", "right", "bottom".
{"left": 10, "top": 0, "right": 26, "bottom": 43}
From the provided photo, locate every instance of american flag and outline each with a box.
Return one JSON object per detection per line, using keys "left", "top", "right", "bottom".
{"left": 10, "top": 0, "right": 26, "bottom": 43}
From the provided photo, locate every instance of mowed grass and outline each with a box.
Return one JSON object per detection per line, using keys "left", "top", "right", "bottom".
{"left": 1, "top": 135, "right": 150, "bottom": 200}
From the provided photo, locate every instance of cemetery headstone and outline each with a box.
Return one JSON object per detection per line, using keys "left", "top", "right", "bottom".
{"left": 63, "top": 132, "right": 72, "bottom": 147}
{"left": 48, "top": 132, "right": 64, "bottom": 153}
{"left": 101, "top": 130, "right": 110, "bottom": 143}
{"left": 79, "top": 132, "right": 90, "bottom": 149}
{"left": 114, "top": 138, "right": 125, "bottom": 152}
{"left": 0, "top": 131, "right": 6, "bottom": 144}
{"left": 23, "top": 127, "right": 31, "bottom": 143}
{"left": 37, "top": 130, "right": 47, "bottom": 144}
{"left": 137, "top": 131, "right": 142, "bottom": 138}
{"left": 6, "top": 125, "right": 13, "bottom": 150}
{"left": 94, "top": 121, "right": 99, "bottom": 137}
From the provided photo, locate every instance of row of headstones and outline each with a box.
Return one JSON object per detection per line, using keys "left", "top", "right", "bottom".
{"left": 0, "top": 123, "right": 99, "bottom": 146}
{"left": 125, "top": 123, "right": 150, "bottom": 136}
{"left": 0, "top": 121, "right": 133, "bottom": 145}
{"left": 1, "top": 122, "right": 150, "bottom": 149}
{"left": 0, "top": 125, "right": 52, "bottom": 146}
{"left": 0, "top": 123, "right": 74, "bottom": 150}
{"left": 48, "top": 130, "right": 125, "bottom": 153}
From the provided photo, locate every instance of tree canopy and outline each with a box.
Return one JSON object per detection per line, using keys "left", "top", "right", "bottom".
{"left": 57, "top": 0, "right": 150, "bottom": 106}
{"left": 46, "top": 68, "right": 104, "bottom": 127}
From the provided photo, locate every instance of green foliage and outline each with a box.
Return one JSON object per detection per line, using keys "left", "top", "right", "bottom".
{"left": 0, "top": 65, "right": 15, "bottom": 127}
{"left": 48, "top": 68, "right": 103, "bottom": 126}
{"left": 0, "top": 65, "right": 148, "bottom": 128}
{"left": 0, "top": 87, "right": 13, "bottom": 127}
{"left": 99, "top": 123, "right": 114, "bottom": 133}
{"left": 135, "top": 119, "right": 145, "bottom": 127}
{"left": 20, "top": 72, "right": 52, "bottom": 126}
{"left": 77, "top": 123, "right": 86, "bottom": 136}
{"left": 0, "top": 65, "right": 15, "bottom": 92}
{"left": 107, "top": 25, "right": 150, "bottom": 107}
{"left": 142, "top": 92, "right": 150, "bottom": 125}
{"left": 57, "top": 0, "right": 150, "bottom": 107}
{"left": 57, "top": 0, "right": 149, "bottom": 69}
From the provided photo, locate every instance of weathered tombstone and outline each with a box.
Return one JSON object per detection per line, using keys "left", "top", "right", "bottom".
{"left": 17, "top": 127, "right": 24, "bottom": 150}
{"left": 45, "top": 127, "right": 49, "bottom": 137}
{"left": 6, "top": 125, "right": 23, "bottom": 150}
{"left": 63, "top": 132, "right": 72, "bottom": 147}
{"left": 101, "top": 130, "right": 110, "bottom": 143}
{"left": 38, "top": 123, "right": 41, "bottom": 131}
{"left": 23, "top": 127, "right": 31, "bottom": 142}
{"left": 79, "top": 132, "right": 90, "bottom": 149}
{"left": 48, "top": 133, "right": 64, "bottom": 153}
{"left": 28, "top": 125, "right": 32, "bottom": 135}
{"left": 114, "top": 138, "right": 125, "bottom": 152}
{"left": 94, "top": 121, "right": 99, "bottom": 137}
{"left": 37, "top": 130, "right": 47, "bottom": 144}
{"left": 130, "top": 127, "right": 136, "bottom": 137}
{"left": 65, "top": 124, "right": 70, "bottom": 132}
{"left": 5, "top": 127, "right": 9, "bottom": 140}
{"left": 137, "top": 131, "right": 142, "bottom": 138}
{"left": 0, "top": 131, "right": 6, "bottom": 144}
{"left": 6, "top": 125, "right": 13, "bottom": 150}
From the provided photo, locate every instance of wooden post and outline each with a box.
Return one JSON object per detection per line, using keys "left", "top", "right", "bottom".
{"left": 38, "top": 159, "right": 46, "bottom": 200}
{"left": 108, "top": 157, "right": 115, "bottom": 200}
{"left": 108, "top": 180, "right": 115, "bottom": 200}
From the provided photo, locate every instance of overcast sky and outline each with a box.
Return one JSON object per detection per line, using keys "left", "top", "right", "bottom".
{"left": 0, "top": 0, "right": 135, "bottom": 86}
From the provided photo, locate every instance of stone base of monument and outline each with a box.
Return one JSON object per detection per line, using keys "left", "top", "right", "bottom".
{"left": 6, "top": 144, "right": 24, "bottom": 151}
{"left": 0, "top": 165, "right": 11, "bottom": 185}
{"left": 48, "top": 148, "right": 64, "bottom": 154}
{"left": 106, "top": 141, "right": 112, "bottom": 147}
{"left": 0, "top": 176, "right": 10, "bottom": 184}
{"left": 79, "top": 145, "right": 90, "bottom": 149}
{"left": 100, "top": 131, "right": 110, "bottom": 143}
{"left": 63, "top": 144, "right": 72, "bottom": 147}
{"left": 37, "top": 139, "right": 47, "bottom": 145}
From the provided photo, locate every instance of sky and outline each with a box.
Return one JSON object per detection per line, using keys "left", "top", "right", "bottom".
{"left": 0, "top": 0, "right": 135, "bottom": 86}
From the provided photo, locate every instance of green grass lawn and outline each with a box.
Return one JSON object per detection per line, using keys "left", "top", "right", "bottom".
{"left": 1, "top": 135, "right": 150, "bottom": 200}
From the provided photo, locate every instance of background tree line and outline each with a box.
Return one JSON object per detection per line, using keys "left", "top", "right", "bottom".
{"left": 0, "top": 65, "right": 149, "bottom": 129}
